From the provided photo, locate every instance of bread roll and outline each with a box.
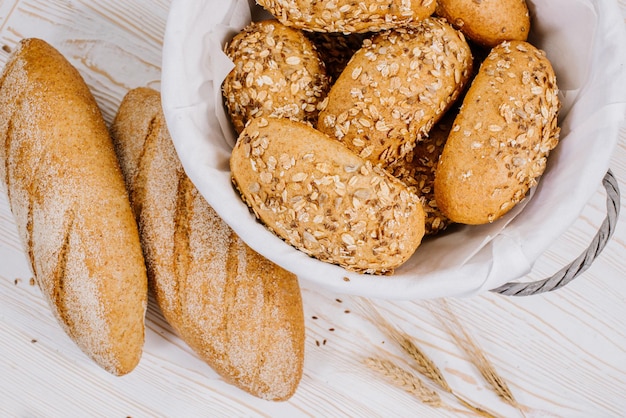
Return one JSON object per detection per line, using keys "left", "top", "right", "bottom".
{"left": 434, "top": 41, "right": 560, "bottom": 225}
{"left": 111, "top": 88, "right": 304, "bottom": 401}
{"left": 317, "top": 19, "right": 473, "bottom": 167}
{"left": 0, "top": 38, "right": 147, "bottom": 375}
{"left": 257, "top": 0, "right": 436, "bottom": 34}
{"left": 435, "top": 0, "right": 530, "bottom": 47}
{"left": 223, "top": 20, "right": 330, "bottom": 133}
{"left": 230, "top": 117, "right": 425, "bottom": 274}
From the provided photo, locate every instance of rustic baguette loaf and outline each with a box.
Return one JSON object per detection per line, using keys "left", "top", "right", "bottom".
{"left": 111, "top": 87, "right": 305, "bottom": 401}
{"left": 0, "top": 38, "right": 147, "bottom": 375}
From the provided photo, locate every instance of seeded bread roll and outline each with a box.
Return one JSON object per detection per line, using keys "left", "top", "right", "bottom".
{"left": 434, "top": 41, "right": 560, "bottom": 225}
{"left": 388, "top": 111, "right": 455, "bottom": 235}
{"left": 231, "top": 117, "right": 426, "bottom": 274}
{"left": 0, "top": 38, "right": 147, "bottom": 375}
{"left": 111, "top": 88, "right": 305, "bottom": 401}
{"left": 223, "top": 20, "right": 330, "bottom": 133}
{"left": 435, "top": 0, "right": 530, "bottom": 47}
{"left": 317, "top": 19, "right": 473, "bottom": 167}
{"left": 257, "top": 0, "right": 436, "bottom": 34}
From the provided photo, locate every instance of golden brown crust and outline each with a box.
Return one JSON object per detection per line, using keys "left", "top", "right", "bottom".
{"left": 257, "top": 0, "right": 436, "bottom": 33}
{"left": 317, "top": 19, "right": 473, "bottom": 167}
{"left": 230, "top": 117, "right": 425, "bottom": 274}
{"left": 222, "top": 20, "right": 330, "bottom": 133}
{"left": 435, "top": 0, "right": 530, "bottom": 47}
{"left": 0, "top": 38, "right": 147, "bottom": 376}
{"left": 111, "top": 88, "right": 304, "bottom": 401}
{"left": 434, "top": 41, "right": 560, "bottom": 225}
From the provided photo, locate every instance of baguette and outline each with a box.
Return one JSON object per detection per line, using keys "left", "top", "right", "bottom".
{"left": 111, "top": 88, "right": 305, "bottom": 401}
{"left": 0, "top": 38, "right": 147, "bottom": 375}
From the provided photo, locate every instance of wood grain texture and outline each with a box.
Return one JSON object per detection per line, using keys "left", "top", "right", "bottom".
{"left": 1, "top": 0, "right": 626, "bottom": 416}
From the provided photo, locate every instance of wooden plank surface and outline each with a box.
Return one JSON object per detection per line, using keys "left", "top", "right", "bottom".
{"left": 1, "top": 1, "right": 625, "bottom": 416}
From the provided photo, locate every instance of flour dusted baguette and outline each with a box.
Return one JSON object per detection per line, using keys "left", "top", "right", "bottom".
{"left": 0, "top": 38, "right": 147, "bottom": 375}
{"left": 111, "top": 87, "right": 305, "bottom": 401}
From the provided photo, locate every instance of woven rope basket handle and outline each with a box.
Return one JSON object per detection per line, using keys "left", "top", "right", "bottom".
{"left": 491, "top": 170, "right": 620, "bottom": 296}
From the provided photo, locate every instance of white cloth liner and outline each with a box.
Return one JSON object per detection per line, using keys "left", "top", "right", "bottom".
{"left": 161, "top": 0, "right": 626, "bottom": 300}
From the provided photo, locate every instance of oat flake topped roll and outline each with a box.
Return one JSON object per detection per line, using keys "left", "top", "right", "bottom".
{"left": 0, "top": 38, "right": 147, "bottom": 376}
{"left": 231, "top": 117, "right": 426, "bottom": 274}
{"left": 317, "top": 18, "right": 473, "bottom": 167}
{"left": 223, "top": 20, "right": 330, "bottom": 133}
{"left": 257, "top": 0, "right": 436, "bottom": 34}
{"left": 434, "top": 40, "right": 561, "bottom": 225}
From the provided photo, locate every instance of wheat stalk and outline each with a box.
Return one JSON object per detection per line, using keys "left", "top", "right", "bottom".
{"left": 365, "top": 357, "right": 443, "bottom": 406}
{"left": 355, "top": 298, "right": 498, "bottom": 417}
{"left": 428, "top": 299, "right": 524, "bottom": 415}
{"left": 366, "top": 356, "right": 492, "bottom": 416}
{"left": 357, "top": 298, "right": 450, "bottom": 390}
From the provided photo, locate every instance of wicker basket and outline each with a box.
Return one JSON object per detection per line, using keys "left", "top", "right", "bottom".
{"left": 161, "top": 0, "right": 626, "bottom": 299}
{"left": 492, "top": 170, "right": 620, "bottom": 296}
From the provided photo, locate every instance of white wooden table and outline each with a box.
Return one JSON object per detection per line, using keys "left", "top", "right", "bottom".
{"left": 1, "top": 1, "right": 625, "bottom": 416}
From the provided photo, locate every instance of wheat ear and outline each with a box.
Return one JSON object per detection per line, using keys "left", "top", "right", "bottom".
{"left": 357, "top": 299, "right": 450, "bottom": 389}
{"left": 365, "top": 357, "right": 443, "bottom": 406}
{"left": 355, "top": 298, "right": 498, "bottom": 417}
{"left": 428, "top": 299, "right": 524, "bottom": 414}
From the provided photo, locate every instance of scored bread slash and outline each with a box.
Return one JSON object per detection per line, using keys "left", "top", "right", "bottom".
{"left": 434, "top": 40, "right": 561, "bottom": 225}
{"left": 230, "top": 117, "right": 426, "bottom": 274}
{"left": 256, "top": 0, "right": 436, "bottom": 34}
{"left": 317, "top": 18, "right": 473, "bottom": 168}
{"left": 222, "top": 20, "right": 330, "bottom": 134}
